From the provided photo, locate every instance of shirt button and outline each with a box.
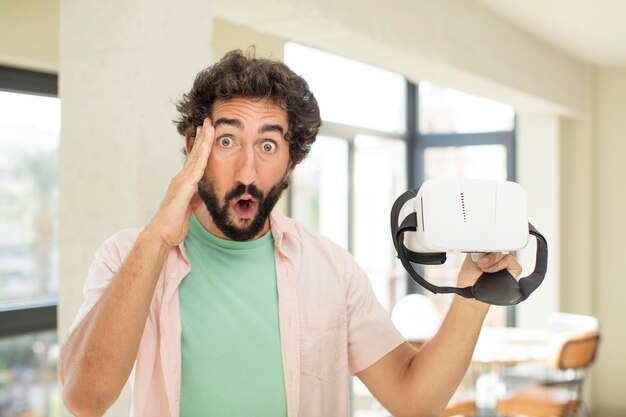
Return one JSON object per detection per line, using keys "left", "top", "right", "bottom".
{"left": 169, "top": 272, "right": 178, "bottom": 279}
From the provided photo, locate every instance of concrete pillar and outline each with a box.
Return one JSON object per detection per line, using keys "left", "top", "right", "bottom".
{"left": 58, "top": 1, "right": 212, "bottom": 415}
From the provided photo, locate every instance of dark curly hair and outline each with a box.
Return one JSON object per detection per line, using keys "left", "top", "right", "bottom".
{"left": 175, "top": 49, "right": 321, "bottom": 166}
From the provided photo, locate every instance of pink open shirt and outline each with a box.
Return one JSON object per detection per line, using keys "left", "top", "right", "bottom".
{"left": 70, "top": 211, "right": 405, "bottom": 417}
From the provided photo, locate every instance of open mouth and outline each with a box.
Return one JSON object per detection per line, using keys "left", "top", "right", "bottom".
{"left": 233, "top": 197, "right": 257, "bottom": 219}
{"left": 238, "top": 199, "right": 251, "bottom": 209}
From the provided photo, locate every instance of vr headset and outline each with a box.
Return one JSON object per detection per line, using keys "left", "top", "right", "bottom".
{"left": 390, "top": 179, "right": 548, "bottom": 306}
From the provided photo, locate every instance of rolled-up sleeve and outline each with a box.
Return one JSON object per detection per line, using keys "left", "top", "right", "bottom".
{"left": 345, "top": 255, "right": 406, "bottom": 375}
{"left": 69, "top": 228, "right": 140, "bottom": 333}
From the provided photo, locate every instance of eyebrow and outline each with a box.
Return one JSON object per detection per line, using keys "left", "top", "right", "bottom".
{"left": 213, "top": 117, "right": 243, "bottom": 130}
{"left": 259, "top": 124, "right": 285, "bottom": 136}
{"left": 213, "top": 117, "right": 285, "bottom": 137}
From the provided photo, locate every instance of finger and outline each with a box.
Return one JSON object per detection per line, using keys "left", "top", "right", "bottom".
{"left": 476, "top": 252, "right": 505, "bottom": 269}
{"left": 183, "top": 118, "right": 213, "bottom": 177}
{"left": 481, "top": 257, "right": 522, "bottom": 278}
{"left": 188, "top": 118, "right": 212, "bottom": 161}
{"left": 192, "top": 120, "right": 213, "bottom": 174}
{"left": 479, "top": 253, "right": 522, "bottom": 278}
{"left": 456, "top": 254, "right": 487, "bottom": 288}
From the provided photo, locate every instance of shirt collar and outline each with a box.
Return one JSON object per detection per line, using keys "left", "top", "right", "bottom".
{"left": 173, "top": 210, "right": 298, "bottom": 262}
{"left": 269, "top": 210, "right": 299, "bottom": 257}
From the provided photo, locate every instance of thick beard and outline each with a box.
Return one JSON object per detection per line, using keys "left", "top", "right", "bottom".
{"left": 197, "top": 178, "right": 288, "bottom": 241}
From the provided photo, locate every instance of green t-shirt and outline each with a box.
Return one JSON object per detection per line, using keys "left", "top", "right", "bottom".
{"left": 179, "top": 214, "right": 287, "bottom": 416}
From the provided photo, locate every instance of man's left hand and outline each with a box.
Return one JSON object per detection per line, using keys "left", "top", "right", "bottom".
{"left": 457, "top": 252, "right": 522, "bottom": 288}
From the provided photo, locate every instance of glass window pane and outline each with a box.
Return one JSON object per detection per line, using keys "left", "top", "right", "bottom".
{"left": 284, "top": 42, "right": 406, "bottom": 134}
{"left": 424, "top": 145, "right": 508, "bottom": 181}
{"left": 353, "top": 135, "right": 407, "bottom": 311}
{"left": 0, "top": 92, "right": 60, "bottom": 306}
{"left": 419, "top": 81, "right": 515, "bottom": 134}
{"left": 423, "top": 144, "right": 508, "bottom": 327}
{"left": 290, "top": 136, "right": 349, "bottom": 248}
{"left": 0, "top": 331, "right": 60, "bottom": 416}
{"left": 352, "top": 135, "right": 406, "bottom": 417}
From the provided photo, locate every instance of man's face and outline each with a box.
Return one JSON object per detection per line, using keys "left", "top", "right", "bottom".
{"left": 197, "top": 97, "right": 291, "bottom": 241}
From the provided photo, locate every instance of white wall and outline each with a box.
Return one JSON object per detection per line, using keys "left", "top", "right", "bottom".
{"left": 591, "top": 67, "right": 626, "bottom": 417}
{"left": 516, "top": 114, "right": 560, "bottom": 329}
{"left": 213, "top": 0, "right": 592, "bottom": 115}
{"left": 559, "top": 113, "right": 595, "bottom": 315}
{"left": 213, "top": 18, "right": 284, "bottom": 62}
{"left": 0, "top": 0, "right": 59, "bottom": 71}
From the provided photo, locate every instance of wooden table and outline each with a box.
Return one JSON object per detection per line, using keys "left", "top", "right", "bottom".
{"left": 469, "top": 326, "right": 554, "bottom": 415}
{"left": 407, "top": 327, "right": 556, "bottom": 415}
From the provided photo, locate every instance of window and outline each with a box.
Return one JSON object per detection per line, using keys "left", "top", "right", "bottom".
{"left": 353, "top": 135, "right": 407, "bottom": 310}
{"left": 285, "top": 42, "right": 407, "bottom": 312}
{"left": 417, "top": 81, "right": 516, "bottom": 328}
{"left": 419, "top": 80, "right": 515, "bottom": 134}
{"left": 291, "top": 136, "right": 350, "bottom": 249}
{"left": 0, "top": 91, "right": 60, "bottom": 305}
{"left": 0, "top": 65, "right": 60, "bottom": 417}
{"left": 284, "top": 43, "right": 406, "bottom": 135}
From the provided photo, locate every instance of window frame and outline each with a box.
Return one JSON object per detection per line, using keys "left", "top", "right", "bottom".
{"left": 412, "top": 81, "right": 518, "bottom": 325}
{"left": 287, "top": 77, "right": 517, "bottom": 324}
{"left": 414, "top": 131, "right": 516, "bottom": 186}
{"left": 288, "top": 120, "right": 406, "bottom": 254}
{"left": 0, "top": 65, "right": 58, "bottom": 339}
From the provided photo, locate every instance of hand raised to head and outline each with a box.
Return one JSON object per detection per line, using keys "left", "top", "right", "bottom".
{"left": 145, "top": 118, "right": 214, "bottom": 247}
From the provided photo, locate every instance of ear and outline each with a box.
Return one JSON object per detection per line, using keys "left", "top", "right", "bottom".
{"left": 281, "top": 163, "right": 295, "bottom": 189}
{"left": 184, "top": 132, "right": 194, "bottom": 156}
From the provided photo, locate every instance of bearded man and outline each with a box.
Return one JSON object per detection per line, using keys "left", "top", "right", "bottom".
{"left": 59, "top": 50, "right": 521, "bottom": 417}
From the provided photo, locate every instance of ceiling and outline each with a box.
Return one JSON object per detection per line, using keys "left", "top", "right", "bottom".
{"left": 477, "top": 0, "right": 626, "bottom": 67}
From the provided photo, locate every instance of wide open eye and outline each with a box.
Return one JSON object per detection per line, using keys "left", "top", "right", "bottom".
{"left": 261, "top": 140, "right": 277, "bottom": 153}
{"left": 218, "top": 136, "right": 234, "bottom": 147}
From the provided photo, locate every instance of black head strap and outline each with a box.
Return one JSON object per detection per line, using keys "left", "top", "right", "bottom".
{"left": 391, "top": 188, "right": 548, "bottom": 306}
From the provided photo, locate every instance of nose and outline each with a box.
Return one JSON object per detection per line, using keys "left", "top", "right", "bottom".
{"left": 234, "top": 145, "right": 257, "bottom": 186}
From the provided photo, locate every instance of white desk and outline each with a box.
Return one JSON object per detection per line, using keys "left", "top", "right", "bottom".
{"left": 472, "top": 326, "right": 553, "bottom": 365}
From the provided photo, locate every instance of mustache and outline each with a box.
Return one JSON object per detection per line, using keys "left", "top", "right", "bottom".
{"left": 224, "top": 177, "right": 290, "bottom": 203}
{"left": 225, "top": 183, "right": 264, "bottom": 202}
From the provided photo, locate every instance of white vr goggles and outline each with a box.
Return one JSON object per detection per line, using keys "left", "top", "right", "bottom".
{"left": 391, "top": 179, "right": 548, "bottom": 305}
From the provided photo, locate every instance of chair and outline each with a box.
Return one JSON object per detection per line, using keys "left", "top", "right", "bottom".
{"left": 500, "top": 313, "right": 599, "bottom": 390}
{"left": 496, "top": 331, "right": 600, "bottom": 417}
